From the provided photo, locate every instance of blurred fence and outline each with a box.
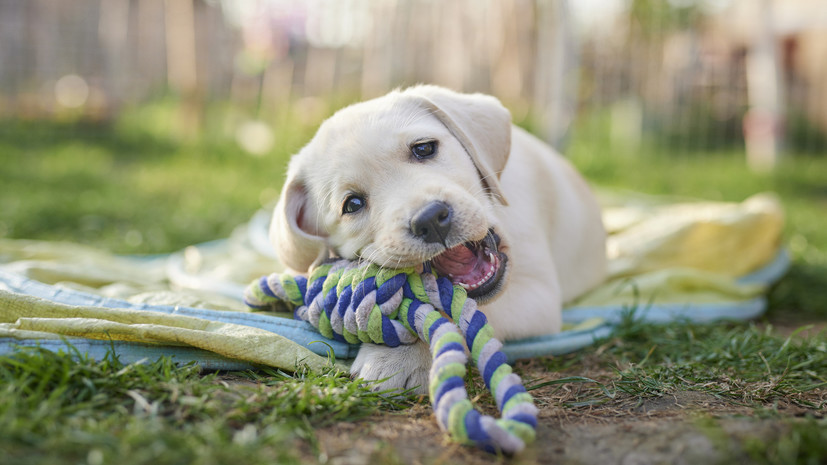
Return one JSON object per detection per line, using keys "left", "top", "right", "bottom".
{"left": 1, "top": 0, "right": 827, "bottom": 160}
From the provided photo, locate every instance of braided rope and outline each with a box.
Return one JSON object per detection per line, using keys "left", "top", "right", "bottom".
{"left": 244, "top": 259, "right": 537, "bottom": 454}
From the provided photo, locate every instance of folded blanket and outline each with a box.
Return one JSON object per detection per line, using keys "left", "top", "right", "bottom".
{"left": 0, "top": 192, "right": 788, "bottom": 370}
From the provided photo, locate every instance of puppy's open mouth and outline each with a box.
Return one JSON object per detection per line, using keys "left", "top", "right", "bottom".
{"left": 428, "top": 229, "right": 508, "bottom": 302}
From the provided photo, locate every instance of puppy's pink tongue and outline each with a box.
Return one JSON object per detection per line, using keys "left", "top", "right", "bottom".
{"left": 431, "top": 244, "right": 477, "bottom": 277}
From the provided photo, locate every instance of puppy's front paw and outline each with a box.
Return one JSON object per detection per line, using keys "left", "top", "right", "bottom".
{"left": 350, "top": 341, "right": 431, "bottom": 396}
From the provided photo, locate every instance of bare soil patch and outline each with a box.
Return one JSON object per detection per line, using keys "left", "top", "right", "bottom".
{"left": 301, "top": 388, "right": 817, "bottom": 465}
{"left": 297, "top": 355, "right": 825, "bottom": 464}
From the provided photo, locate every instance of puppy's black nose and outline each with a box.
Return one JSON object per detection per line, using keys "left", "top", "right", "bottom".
{"left": 410, "top": 201, "right": 452, "bottom": 245}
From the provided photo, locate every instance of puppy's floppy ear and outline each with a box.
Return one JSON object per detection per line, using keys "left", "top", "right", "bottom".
{"left": 403, "top": 85, "right": 511, "bottom": 205}
{"left": 269, "top": 162, "right": 328, "bottom": 272}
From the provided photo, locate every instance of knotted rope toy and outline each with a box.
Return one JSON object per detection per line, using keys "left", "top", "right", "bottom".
{"left": 243, "top": 259, "right": 538, "bottom": 454}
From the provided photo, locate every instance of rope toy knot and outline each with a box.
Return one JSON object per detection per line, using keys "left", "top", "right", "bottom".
{"left": 244, "top": 259, "right": 538, "bottom": 454}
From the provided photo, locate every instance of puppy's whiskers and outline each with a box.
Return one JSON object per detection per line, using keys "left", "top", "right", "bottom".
{"left": 473, "top": 172, "right": 502, "bottom": 202}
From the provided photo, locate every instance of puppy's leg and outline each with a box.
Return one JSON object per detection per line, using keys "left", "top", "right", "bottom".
{"left": 350, "top": 340, "right": 431, "bottom": 395}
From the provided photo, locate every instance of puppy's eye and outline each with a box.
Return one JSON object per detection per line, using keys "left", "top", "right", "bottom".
{"left": 411, "top": 141, "right": 437, "bottom": 160}
{"left": 342, "top": 195, "right": 366, "bottom": 214}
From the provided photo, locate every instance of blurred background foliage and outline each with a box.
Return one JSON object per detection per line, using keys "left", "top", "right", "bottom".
{"left": 0, "top": 0, "right": 825, "bottom": 318}
{"left": 3, "top": 0, "right": 827, "bottom": 154}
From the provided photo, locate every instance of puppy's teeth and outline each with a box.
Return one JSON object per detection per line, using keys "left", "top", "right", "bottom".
{"left": 459, "top": 282, "right": 469, "bottom": 289}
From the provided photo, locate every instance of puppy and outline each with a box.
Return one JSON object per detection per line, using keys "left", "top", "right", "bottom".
{"left": 270, "top": 85, "right": 606, "bottom": 393}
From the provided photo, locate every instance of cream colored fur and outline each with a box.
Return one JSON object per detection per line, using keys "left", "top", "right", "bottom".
{"left": 270, "top": 85, "right": 606, "bottom": 394}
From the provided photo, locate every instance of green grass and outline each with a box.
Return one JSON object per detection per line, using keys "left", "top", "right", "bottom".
{"left": 0, "top": 346, "right": 409, "bottom": 465}
{"left": 0, "top": 100, "right": 326, "bottom": 254}
{"left": 1, "top": 102, "right": 826, "bottom": 463}
{"left": 532, "top": 316, "right": 827, "bottom": 464}
{"left": 605, "top": 318, "right": 824, "bottom": 406}
{"left": 743, "top": 417, "right": 827, "bottom": 465}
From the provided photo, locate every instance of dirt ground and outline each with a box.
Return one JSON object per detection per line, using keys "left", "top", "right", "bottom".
{"left": 305, "top": 405, "right": 788, "bottom": 465}
{"left": 302, "top": 383, "right": 821, "bottom": 465}
{"left": 297, "top": 339, "right": 826, "bottom": 465}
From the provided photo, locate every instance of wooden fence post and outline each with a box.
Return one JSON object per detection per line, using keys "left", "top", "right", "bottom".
{"left": 164, "top": 0, "right": 202, "bottom": 137}
{"left": 744, "top": 0, "right": 785, "bottom": 171}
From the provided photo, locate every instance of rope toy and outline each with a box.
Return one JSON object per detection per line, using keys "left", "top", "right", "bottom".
{"left": 243, "top": 259, "right": 537, "bottom": 454}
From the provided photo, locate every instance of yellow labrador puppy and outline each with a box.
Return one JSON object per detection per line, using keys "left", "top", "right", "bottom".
{"left": 270, "top": 85, "right": 606, "bottom": 393}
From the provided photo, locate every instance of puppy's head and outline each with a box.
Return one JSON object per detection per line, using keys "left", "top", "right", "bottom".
{"left": 271, "top": 85, "right": 512, "bottom": 302}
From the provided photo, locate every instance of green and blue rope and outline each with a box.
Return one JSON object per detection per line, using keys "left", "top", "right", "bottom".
{"left": 244, "top": 259, "right": 538, "bottom": 454}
